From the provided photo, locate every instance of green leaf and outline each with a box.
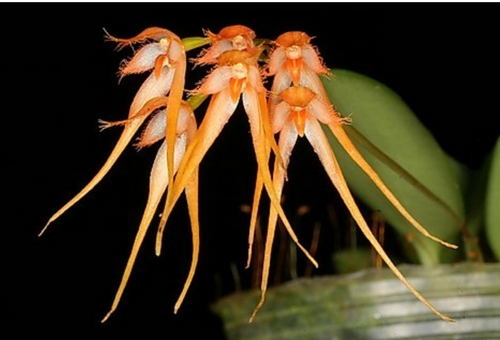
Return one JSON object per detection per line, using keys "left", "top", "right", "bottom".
{"left": 322, "top": 69, "right": 466, "bottom": 265}
{"left": 486, "top": 136, "right": 500, "bottom": 261}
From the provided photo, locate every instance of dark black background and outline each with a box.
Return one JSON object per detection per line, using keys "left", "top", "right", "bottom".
{"left": 5, "top": 3, "right": 499, "bottom": 338}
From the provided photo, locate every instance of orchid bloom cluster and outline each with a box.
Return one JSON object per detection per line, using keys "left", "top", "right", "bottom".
{"left": 42, "top": 25, "right": 457, "bottom": 323}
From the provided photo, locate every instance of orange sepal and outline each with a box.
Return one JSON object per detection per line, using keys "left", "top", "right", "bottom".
{"left": 305, "top": 117, "right": 454, "bottom": 323}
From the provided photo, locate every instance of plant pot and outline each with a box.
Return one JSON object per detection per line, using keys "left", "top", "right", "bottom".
{"left": 213, "top": 263, "right": 500, "bottom": 340}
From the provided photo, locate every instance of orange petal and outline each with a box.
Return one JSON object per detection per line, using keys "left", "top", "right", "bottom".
{"left": 154, "top": 53, "right": 169, "bottom": 80}
{"left": 246, "top": 170, "right": 263, "bottom": 269}
{"left": 137, "top": 101, "right": 193, "bottom": 149}
{"left": 119, "top": 43, "right": 167, "bottom": 78}
{"left": 129, "top": 64, "right": 175, "bottom": 118}
{"left": 229, "top": 77, "right": 245, "bottom": 103}
{"left": 246, "top": 85, "right": 286, "bottom": 267}
{"left": 247, "top": 91, "right": 282, "bottom": 268}
{"left": 301, "top": 44, "right": 328, "bottom": 74}
{"left": 270, "top": 101, "right": 289, "bottom": 134}
{"left": 174, "top": 107, "right": 200, "bottom": 313}
{"left": 298, "top": 68, "right": 329, "bottom": 102}
{"left": 40, "top": 69, "right": 173, "bottom": 236}
{"left": 328, "top": 123, "right": 457, "bottom": 250}
{"left": 304, "top": 117, "right": 454, "bottom": 323}
{"left": 275, "top": 31, "right": 312, "bottom": 48}
{"left": 157, "top": 88, "right": 239, "bottom": 255}
{"left": 308, "top": 96, "right": 340, "bottom": 125}
{"left": 98, "top": 96, "right": 170, "bottom": 131}
{"left": 265, "top": 47, "right": 286, "bottom": 77}
{"left": 136, "top": 110, "right": 166, "bottom": 147}
{"left": 217, "top": 25, "right": 256, "bottom": 41}
{"left": 244, "top": 87, "right": 318, "bottom": 272}
{"left": 268, "top": 70, "right": 291, "bottom": 116}
{"left": 102, "top": 134, "right": 187, "bottom": 322}
{"left": 250, "top": 121, "right": 298, "bottom": 322}
{"left": 174, "top": 165, "right": 200, "bottom": 314}
{"left": 104, "top": 27, "right": 174, "bottom": 50}
{"left": 164, "top": 42, "right": 186, "bottom": 236}
{"left": 258, "top": 90, "right": 285, "bottom": 170}
{"left": 193, "top": 40, "right": 233, "bottom": 66}
{"left": 195, "top": 25, "right": 256, "bottom": 66}
{"left": 195, "top": 67, "right": 233, "bottom": 95}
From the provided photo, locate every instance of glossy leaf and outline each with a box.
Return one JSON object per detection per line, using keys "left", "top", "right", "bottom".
{"left": 322, "top": 69, "right": 465, "bottom": 265}
{"left": 486, "top": 136, "right": 500, "bottom": 261}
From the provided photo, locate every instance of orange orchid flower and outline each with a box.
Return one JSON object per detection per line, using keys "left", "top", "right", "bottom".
{"left": 98, "top": 99, "right": 199, "bottom": 322}
{"left": 246, "top": 32, "right": 329, "bottom": 270}
{"left": 156, "top": 47, "right": 317, "bottom": 271}
{"left": 193, "top": 24, "right": 256, "bottom": 65}
{"left": 249, "top": 32, "right": 457, "bottom": 322}
{"left": 266, "top": 32, "right": 329, "bottom": 111}
{"left": 40, "top": 27, "right": 187, "bottom": 236}
{"left": 40, "top": 28, "right": 205, "bottom": 321}
{"left": 244, "top": 32, "right": 332, "bottom": 252}
{"left": 41, "top": 25, "right": 459, "bottom": 325}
